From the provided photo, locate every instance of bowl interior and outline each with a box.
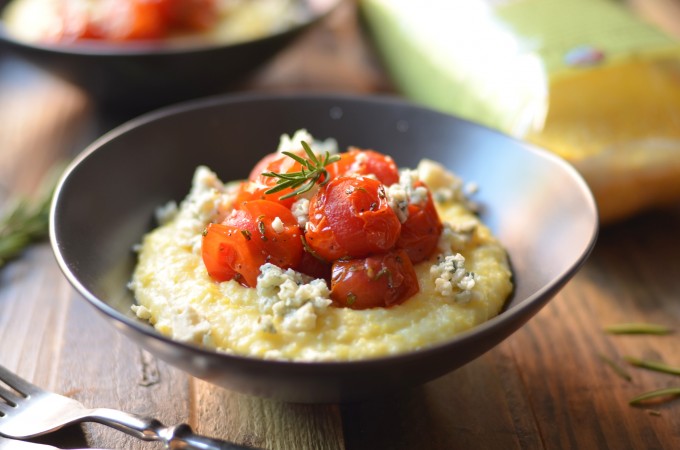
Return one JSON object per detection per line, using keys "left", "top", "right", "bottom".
{"left": 50, "top": 94, "right": 598, "bottom": 402}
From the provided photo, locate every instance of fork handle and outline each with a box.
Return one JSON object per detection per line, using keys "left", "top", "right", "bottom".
{"left": 89, "top": 408, "right": 256, "bottom": 449}
{"left": 159, "top": 424, "right": 256, "bottom": 450}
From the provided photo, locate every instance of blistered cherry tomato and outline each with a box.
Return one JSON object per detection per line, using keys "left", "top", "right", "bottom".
{"left": 235, "top": 150, "right": 308, "bottom": 208}
{"left": 330, "top": 250, "right": 419, "bottom": 309}
{"left": 305, "top": 176, "right": 401, "bottom": 261}
{"left": 247, "top": 151, "right": 292, "bottom": 181}
{"left": 202, "top": 200, "right": 303, "bottom": 287}
{"left": 52, "top": 2, "right": 100, "bottom": 41}
{"left": 396, "top": 183, "right": 443, "bottom": 263}
{"left": 159, "top": 0, "right": 217, "bottom": 31}
{"left": 90, "top": 1, "right": 168, "bottom": 40}
{"left": 294, "top": 250, "right": 332, "bottom": 283}
{"left": 202, "top": 222, "right": 262, "bottom": 286}
{"left": 328, "top": 148, "right": 399, "bottom": 186}
{"left": 57, "top": 0, "right": 217, "bottom": 42}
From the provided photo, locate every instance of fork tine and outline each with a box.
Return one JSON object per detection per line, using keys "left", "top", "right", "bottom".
{"left": 0, "top": 398, "right": 8, "bottom": 412}
{"left": 0, "top": 383, "right": 24, "bottom": 406}
{"left": 0, "top": 365, "right": 38, "bottom": 396}
{"left": 0, "top": 401, "right": 12, "bottom": 416}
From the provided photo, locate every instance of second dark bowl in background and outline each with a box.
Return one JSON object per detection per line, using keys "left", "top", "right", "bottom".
{"left": 0, "top": 0, "right": 341, "bottom": 115}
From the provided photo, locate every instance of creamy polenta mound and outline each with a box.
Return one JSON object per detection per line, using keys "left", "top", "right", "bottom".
{"left": 130, "top": 131, "right": 513, "bottom": 361}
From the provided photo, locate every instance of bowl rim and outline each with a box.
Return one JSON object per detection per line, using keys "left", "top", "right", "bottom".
{"left": 49, "top": 91, "right": 599, "bottom": 369}
{"left": 0, "top": 0, "right": 341, "bottom": 57}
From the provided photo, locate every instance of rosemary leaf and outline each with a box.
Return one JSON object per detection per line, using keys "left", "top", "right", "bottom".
{"left": 604, "top": 323, "right": 673, "bottom": 335}
{"left": 281, "top": 150, "right": 311, "bottom": 166}
{"left": 598, "top": 354, "right": 633, "bottom": 382}
{"left": 0, "top": 165, "right": 62, "bottom": 268}
{"left": 0, "top": 199, "right": 28, "bottom": 231}
{"left": 624, "top": 356, "right": 680, "bottom": 376}
{"left": 0, "top": 233, "right": 31, "bottom": 257}
{"left": 262, "top": 140, "right": 340, "bottom": 200}
{"left": 263, "top": 172, "right": 302, "bottom": 181}
{"left": 629, "top": 387, "right": 680, "bottom": 406}
{"left": 301, "top": 141, "right": 320, "bottom": 165}
{"left": 261, "top": 178, "right": 298, "bottom": 193}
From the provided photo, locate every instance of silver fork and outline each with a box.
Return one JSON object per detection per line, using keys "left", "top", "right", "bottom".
{"left": 0, "top": 435, "right": 109, "bottom": 450}
{"left": 0, "top": 365, "right": 255, "bottom": 449}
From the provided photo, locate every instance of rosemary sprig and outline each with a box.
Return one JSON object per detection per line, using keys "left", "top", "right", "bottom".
{"left": 603, "top": 323, "right": 673, "bottom": 335}
{"left": 623, "top": 356, "right": 680, "bottom": 376}
{"left": 0, "top": 166, "right": 61, "bottom": 268}
{"left": 629, "top": 387, "right": 680, "bottom": 406}
{"left": 598, "top": 354, "right": 633, "bottom": 382}
{"left": 262, "top": 141, "right": 340, "bottom": 200}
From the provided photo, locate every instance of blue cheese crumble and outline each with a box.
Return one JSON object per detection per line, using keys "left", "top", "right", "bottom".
{"left": 291, "top": 198, "right": 310, "bottom": 227}
{"left": 278, "top": 129, "right": 338, "bottom": 156}
{"left": 256, "top": 263, "right": 332, "bottom": 333}
{"left": 437, "top": 220, "right": 478, "bottom": 255}
{"left": 430, "top": 253, "right": 479, "bottom": 303}
{"left": 387, "top": 169, "right": 429, "bottom": 223}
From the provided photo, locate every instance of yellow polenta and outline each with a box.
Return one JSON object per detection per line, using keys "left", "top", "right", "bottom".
{"left": 130, "top": 157, "right": 513, "bottom": 362}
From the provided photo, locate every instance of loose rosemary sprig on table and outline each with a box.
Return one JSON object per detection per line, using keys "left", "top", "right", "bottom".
{"left": 262, "top": 141, "right": 340, "bottom": 200}
{"left": 601, "top": 321, "right": 679, "bottom": 411}
{"left": 598, "top": 354, "right": 633, "bottom": 382}
{"left": 623, "top": 356, "right": 680, "bottom": 376}
{"left": 0, "top": 168, "right": 61, "bottom": 268}
{"left": 603, "top": 322, "right": 673, "bottom": 335}
{"left": 629, "top": 387, "right": 680, "bottom": 406}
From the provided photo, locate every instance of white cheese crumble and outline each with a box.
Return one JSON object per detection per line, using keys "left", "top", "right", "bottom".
{"left": 271, "top": 216, "right": 284, "bottom": 233}
{"left": 255, "top": 263, "right": 332, "bottom": 333}
{"left": 349, "top": 151, "right": 377, "bottom": 177}
{"left": 276, "top": 129, "right": 338, "bottom": 155}
{"left": 182, "top": 166, "right": 235, "bottom": 225}
{"left": 291, "top": 198, "right": 310, "bottom": 227}
{"left": 387, "top": 183, "right": 409, "bottom": 222}
{"left": 131, "top": 304, "right": 152, "bottom": 320}
{"left": 437, "top": 221, "right": 478, "bottom": 254}
{"left": 430, "top": 254, "right": 479, "bottom": 303}
{"left": 169, "top": 166, "right": 238, "bottom": 253}
{"left": 416, "top": 159, "right": 465, "bottom": 204}
{"left": 386, "top": 169, "right": 429, "bottom": 223}
{"left": 170, "top": 305, "right": 211, "bottom": 344}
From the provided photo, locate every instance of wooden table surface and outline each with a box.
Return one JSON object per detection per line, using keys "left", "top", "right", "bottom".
{"left": 1, "top": 1, "right": 679, "bottom": 449}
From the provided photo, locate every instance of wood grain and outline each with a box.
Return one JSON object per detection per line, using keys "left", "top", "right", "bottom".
{"left": 1, "top": 1, "right": 680, "bottom": 449}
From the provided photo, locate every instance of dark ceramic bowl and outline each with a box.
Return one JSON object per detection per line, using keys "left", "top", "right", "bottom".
{"left": 0, "top": 0, "right": 340, "bottom": 115}
{"left": 50, "top": 93, "right": 598, "bottom": 403}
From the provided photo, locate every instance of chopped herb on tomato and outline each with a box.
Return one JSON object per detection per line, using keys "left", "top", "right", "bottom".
{"left": 330, "top": 250, "right": 419, "bottom": 309}
{"left": 305, "top": 176, "right": 401, "bottom": 261}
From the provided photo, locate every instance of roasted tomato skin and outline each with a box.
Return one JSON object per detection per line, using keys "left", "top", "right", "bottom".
{"left": 305, "top": 176, "right": 401, "bottom": 261}
{"left": 56, "top": 0, "right": 217, "bottom": 42}
{"left": 235, "top": 150, "right": 308, "bottom": 208}
{"left": 229, "top": 200, "right": 304, "bottom": 271}
{"left": 396, "top": 184, "right": 443, "bottom": 263}
{"left": 202, "top": 200, "right": 303, "bottom": 287}
{"left": 159, "top": 0, "right": 217, "bottom": 31}
{"left": 294, "top": 250, "right": 333, "bottom": 283}
{"left": 201, "top": 222, "right": 263, "bottom": 287}
{"left": 248, "top": 151, "right": 291, "bottom": 181}
{"left": 330, "top": 250, "right": 419, "bottom": 309}
{"left": 328, "top": 148, "right": 400, "bottom": 186}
